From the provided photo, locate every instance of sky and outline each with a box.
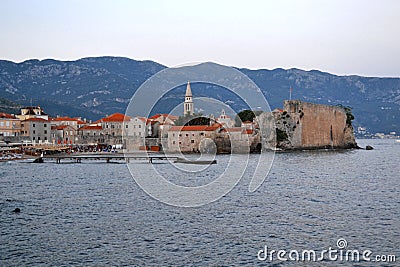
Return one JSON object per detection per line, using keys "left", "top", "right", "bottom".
{"left": 0, "top": 0, "right": 399, "bottom": 77}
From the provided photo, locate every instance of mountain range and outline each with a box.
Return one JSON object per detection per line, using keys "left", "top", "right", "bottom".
{"left": 0, "top": 56, "right": 399, "bottom": 134}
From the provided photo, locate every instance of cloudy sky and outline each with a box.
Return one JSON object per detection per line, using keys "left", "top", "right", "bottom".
{"left": 1, "top": 0, "right": 399, "bottom": 77}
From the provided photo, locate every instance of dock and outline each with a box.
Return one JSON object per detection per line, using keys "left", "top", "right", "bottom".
{"left": 41, "top": 153, "right": 182, "bottom": 164}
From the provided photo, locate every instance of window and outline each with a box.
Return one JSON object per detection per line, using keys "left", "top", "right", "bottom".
{"left": 33, "top": 123, "right": 36, "bottom": 127}
{"left": 186, "top": 134, "right": 189, "bottom": 137}
{"left": 0, "top": 122, "right": 4, "bottom": 126}
{"left": 126, "top": 125, "right": 128, "bottom": 128}
{"left": 139, "top": 125, "right": 141, "bottom": 128}
{"left": 44, "top": 130, "right": 47, "bottom": 134}
{"left": 33, "top": 130, "right": 36, "bottom": 134}
{"left": 139, "top": 132, "right": 141, "bottom": 136}
{"left": 33, "top": 137, "right": 35, "bottom": 140}
{"left": 6, "top": 122, "right": 10, "bottom": 127}
{"left": 44, "top": 124, "right": 47, "bottom": 127}
{"left": 173, "top": 141, "right": 175, "bottom": 144}
{"left": 134, "top": 125, "right": 136, "bottom": 128}
{"left": 191, "top": 140, "right": 194, "bottom": 143}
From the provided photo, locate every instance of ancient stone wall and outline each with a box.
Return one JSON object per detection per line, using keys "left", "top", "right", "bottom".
{"left": 284, "top": 100, "right": 350, "bottom": 148}
{"left": 259, "top": 100, "right": 357, "bottom": 150}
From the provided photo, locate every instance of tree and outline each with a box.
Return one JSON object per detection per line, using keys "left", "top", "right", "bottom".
{"left": 174, "top": 113, "right": 207, "bottom": 126}
{"left": 337, "top": 105, "right": 354, "bottom": 125}
{"left": 234, "top": 110, "right": 263, "bottom": 126}
{"left": 184, "top": 116, "right": 210, "bottom": 126}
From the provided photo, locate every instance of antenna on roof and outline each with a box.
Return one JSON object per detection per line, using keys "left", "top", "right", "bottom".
{"left": 289, "top": 86, "right": 293, "bottom": 100}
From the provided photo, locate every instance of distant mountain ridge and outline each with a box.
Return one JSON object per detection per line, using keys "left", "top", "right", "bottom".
{"left": 0, "top": 56, "right": 399, "bottom": 134}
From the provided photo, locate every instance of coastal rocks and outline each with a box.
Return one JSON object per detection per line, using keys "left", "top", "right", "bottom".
{"left": 343, "top": 124, "right": 358, "bottom": 148}
{"left": 366, "top": 145, "right": 374, "bottom": 150}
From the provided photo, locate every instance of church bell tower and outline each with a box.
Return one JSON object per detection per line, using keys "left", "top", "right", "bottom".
{"left": 184, "top": 81, "right": 194, "bottom": 116}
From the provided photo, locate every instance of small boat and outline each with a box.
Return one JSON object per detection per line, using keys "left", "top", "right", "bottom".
{"left": 174, "top": 159, "right": 217, "bottom": 165}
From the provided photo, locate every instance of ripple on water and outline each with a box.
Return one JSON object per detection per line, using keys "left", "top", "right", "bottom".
{"left": 0, "top": 139, "right": 399, "bottom": 266}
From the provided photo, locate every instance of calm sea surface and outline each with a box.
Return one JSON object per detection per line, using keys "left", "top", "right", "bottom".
{"left": 1, "top": 139, "right": 399, "bottom": 266}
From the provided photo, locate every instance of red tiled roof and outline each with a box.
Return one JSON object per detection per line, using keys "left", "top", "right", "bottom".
{"left": 56, "top": 125, "right": 68, "bottom": 130}
{"left": 223, "top": 127, "right": 243, "bottom": 132}
{"left": 23, "top": 118, "right": 48, "bottom": 122}
{"left": 147, "top": 120, "right": 158, "bottom": 125}
{"left": 169, "top": 124, "right": 222, "bottom": 132}
{"left": 0, "top": 112, "right": 16, "bottom": 119}
{"left": 52, "top": 117, "right": 77, "bottom": 121}
{"left": 244, "top": 129, "right": 253, "bottom": 134}
{"left": 242, "top": 120, "right": 253, "bottom": 124}
{"left": 79, "top": 125, "right": 102, "bottom": 130}
{"left": 101, "top": 113, "right": 131, "bottom": 122}
{"left": 51, "top": 117, "right": 86, "bottom": 124}
{"left": 149, "top": 114, "right": 162, "bottom": 119}
{"left": 135, "top": 117, "right": 147, "bottom": 123}
{"left": 150, "top": 114, "right": 178, "bottom": 121}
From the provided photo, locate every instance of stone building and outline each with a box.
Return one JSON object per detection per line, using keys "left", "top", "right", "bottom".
{"left": 21, "top": 118, "right": 51, "bottom": 144}
{"left": 50, "top": 116, "right": 86, "bottom": 145}
{"left": 149, "top": 114, "right": 178, "bottom": 125}
{"left": 16, "top": 106, "right": 49, "bottom": 121}
{"left": 216, "top": 127, "right": 259, "bottom": 153}
{"left": 51, "top": 116, "right": 86, "bottom": 129}
{"left": 77, "top": 125, "right": 104, "bottom": 145}
{"left": 128, "top": 116, "right": 147, "bottom": 138}
{"left": 258, "top": 100, "right": 357, "bottom": 150}
{"left": 167, "top": 124, "right": 222, "bottom": 153}
{"left": 51, "top": 125, "right": 77, "bottom": 145}
{"left": 100, "top": 113, "right": 131, "bottom": 145}
{"left": 216, "top": 109, "right": 234, "bottom": 128}
{"left": 0, "top": 113, "right": 21, "bottom": 139}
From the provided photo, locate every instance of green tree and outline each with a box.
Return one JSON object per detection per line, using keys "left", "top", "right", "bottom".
{"left": 184, "top": 116, "right": 210, "bottom": 126}
{"left": 174, "top": 113, "right": 207, "bottom": 126}
{"left": 234, "top": 110, "right": 263, "bottom": 126}
{"left": 337, "top": 104, "right": 354, "bottom": 125}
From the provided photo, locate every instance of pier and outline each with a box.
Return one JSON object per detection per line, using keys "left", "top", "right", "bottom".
{"left": 41, "top": 153, "right": 182, "bottom": 164}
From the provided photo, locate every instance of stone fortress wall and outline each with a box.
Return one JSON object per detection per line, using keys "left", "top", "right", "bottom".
{"left": 259, "top": 100, "right": 357, "bottom": 150}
